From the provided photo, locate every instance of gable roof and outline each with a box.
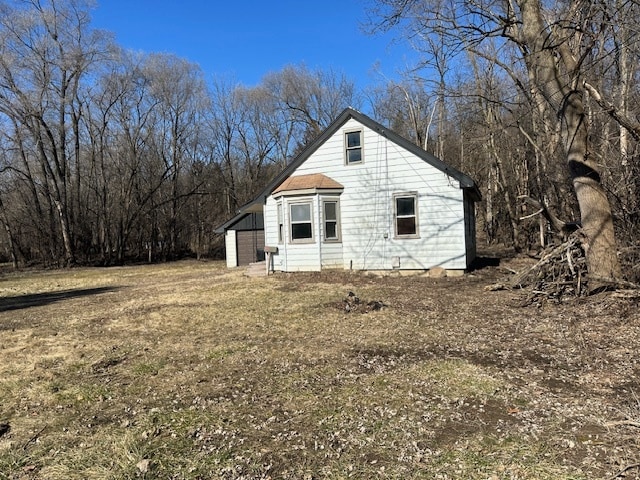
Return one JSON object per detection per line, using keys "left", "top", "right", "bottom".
{"left": 215, "top": 107, "right": 480, "bottom": 233}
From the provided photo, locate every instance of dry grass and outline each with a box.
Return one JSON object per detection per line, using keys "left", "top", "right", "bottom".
{"left": 0, "top": 259, "right": 639, "bottom": 479}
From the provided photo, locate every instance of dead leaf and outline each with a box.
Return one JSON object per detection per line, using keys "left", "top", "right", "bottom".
{"left": 136, "top": 459, "right": 150, "bottom": 474}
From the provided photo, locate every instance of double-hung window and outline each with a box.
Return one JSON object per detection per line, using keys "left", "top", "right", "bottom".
{"left": 322, "top": 200, "right": 340, "bottom": 242}
{"left": 394, "top": 193, "right": 419, "bottom": 237}
{"left": 290, "top": 202, "right": 313, "bottom": 242}
{"left": 345, "top": 130, "right": 363, "bottom": 164}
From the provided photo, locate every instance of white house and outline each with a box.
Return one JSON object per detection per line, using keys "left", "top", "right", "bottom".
{"left": 216, "top": 108, "right": 481, "bottom": 273}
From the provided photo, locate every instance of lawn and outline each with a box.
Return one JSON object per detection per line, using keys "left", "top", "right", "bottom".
{"left": 0, "top": 259, "right": 638, "bottom": 479}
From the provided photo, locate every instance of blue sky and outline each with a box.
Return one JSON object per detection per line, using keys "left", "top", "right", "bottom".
{"left": 90, "top": 0, "right": 416, "bottom": 89}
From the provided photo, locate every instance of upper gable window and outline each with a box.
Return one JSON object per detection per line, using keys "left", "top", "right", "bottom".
{"left": 345, "top": 130, "right": 363, "bottom": 165}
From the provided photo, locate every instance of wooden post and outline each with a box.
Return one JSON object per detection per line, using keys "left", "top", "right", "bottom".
{"left": 263, "top": 246, "right": 278, "bottom": 275}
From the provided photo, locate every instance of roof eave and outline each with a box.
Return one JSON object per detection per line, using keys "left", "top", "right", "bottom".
{"left": 213, "top": 198, "right": 265, "bottom": 234}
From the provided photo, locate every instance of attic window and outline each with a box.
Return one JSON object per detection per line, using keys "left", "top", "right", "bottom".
{"left": 345, "top": 130, "right": 363, "bottom": 164}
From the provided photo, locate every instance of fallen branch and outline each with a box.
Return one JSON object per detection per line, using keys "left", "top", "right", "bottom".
{"left": 611, "top": 290, "right": 640, "bottom": 300}
{"left": 606, "top": 462, "right": 640, "bottom": 480}
{"left": 22, "top": 425, "right": 46, "bottom": 451}
{"left": 588, "top": 275, "right": 640, "bottom": 291}
{"left": 519, "top": 208, "right": 543, "bottom": 220}
{"left": 605, "top": 420, "right": 640, "bottom": 429}
{"left": 505, "top": 234, "right": 591, "bottom": 304}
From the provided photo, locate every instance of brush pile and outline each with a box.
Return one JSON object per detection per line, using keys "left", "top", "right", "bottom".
{"left": 486, "top": 234, "right": 640, "bottom": 305}
{"left": 510, "top": 234, "right": 588, "bottom": 304}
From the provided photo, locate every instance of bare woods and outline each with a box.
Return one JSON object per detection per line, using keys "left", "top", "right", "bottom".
{"left": 0, "top": 0, "right": 638, "bottom": 285}
{"left": 0, "top": 1, "right": 356, "bottom": 266}
{"left": 372, "top": 0, "right": 640, "bottom": 286}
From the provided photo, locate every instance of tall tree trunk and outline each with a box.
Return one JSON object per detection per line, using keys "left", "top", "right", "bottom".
{"left": 517, "top": 0, "right": 622, "bottom": 289}
{"left": 0, "top": 195, "right": 20, "bottom": 268}
{"left": 564, "top": 91, "right": 621, "bottom": 285}
{"left": 34, "top": 120, "right": 76, "bottom": 266}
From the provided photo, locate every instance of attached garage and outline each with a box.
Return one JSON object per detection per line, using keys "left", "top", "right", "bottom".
{"left": 215, "top": 211, "right": 265, "bottom": 267}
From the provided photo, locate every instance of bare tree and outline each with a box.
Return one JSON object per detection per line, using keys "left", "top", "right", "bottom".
{"left": 371, "top": 78, "right": 436, "bottom": 151}
{"left": 234, "top": 86, "right": 281, "bottom": 199}
{"left": 263, "top": 64, "right": 359, "bottom": 148}
{"left": 0, "top": 4, "right": 373, "bottom": 266}
{"left": 0, "top": 0, "right": 110, "bottom": 265}
{"left": 207, "top": 76, "right": 244, "bottom": 214}
{"left": 142, "top": 53, "right": 208, "bottom": 259}
{"left": 371, "top": 0, "right": 626, "bottom": 288}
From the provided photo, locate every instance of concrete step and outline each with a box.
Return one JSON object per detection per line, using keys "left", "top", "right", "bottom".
{"left": 245, "top": 261, "right": 267, "bottom": 277}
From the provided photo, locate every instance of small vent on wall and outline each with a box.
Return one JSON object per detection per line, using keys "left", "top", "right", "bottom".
{"left": 392, "top": 256, "right": 400, "bottom": 269}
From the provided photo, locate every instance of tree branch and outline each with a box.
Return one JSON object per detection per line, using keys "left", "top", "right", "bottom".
{"left": 606, "top": 462, "right": 640, "bottom": 480}
{"left": 517, "top": 195, "right": 568, "bottom": 235}
{"left": 583, "top": 81, "right": 640, "bottom": 142}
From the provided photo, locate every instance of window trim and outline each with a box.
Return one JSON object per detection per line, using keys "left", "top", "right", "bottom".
{"left": 393, "top": 192, "right": 419, "bottom": 239}
{"left": 344, "top": 129, "right": 364, "bottom": 165}
{"left": 322, "top": 198, "right": 341, "bottom": 243}
{"left": 289, "top": 200, "right": 314, "bottom": 244}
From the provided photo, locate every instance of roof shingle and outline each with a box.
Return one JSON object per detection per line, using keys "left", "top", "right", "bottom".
{"left": 273, "top": 173, "right": 344, "bottom": 193}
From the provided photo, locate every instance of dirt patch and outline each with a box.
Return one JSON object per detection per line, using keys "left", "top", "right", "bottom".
{"left": 432, "top": 398, "right": 524, "bottom": 446}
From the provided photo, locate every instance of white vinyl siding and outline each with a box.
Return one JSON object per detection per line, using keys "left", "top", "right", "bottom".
{"left": 265, "top": 117, "right": 469, "bottom": 272}
{"left": 320, "top": 242, "right": 343, "bottom": 268}
{"left": 264, "top": 201, "right": 285, "bottom": 270}
{"left": 265, "top": 196, "right": 321, "bottom": 271}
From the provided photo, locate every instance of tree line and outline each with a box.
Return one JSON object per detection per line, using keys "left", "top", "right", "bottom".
{"left": 0, "top": 0, "right": 356, "bottom": 266}
{"left": 0, "top": 0, "right": 638, "bottom": 284}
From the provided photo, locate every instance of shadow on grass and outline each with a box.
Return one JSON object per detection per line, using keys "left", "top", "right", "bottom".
{"left": 0, "top": 286, "right": 120, "bottom": 313}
